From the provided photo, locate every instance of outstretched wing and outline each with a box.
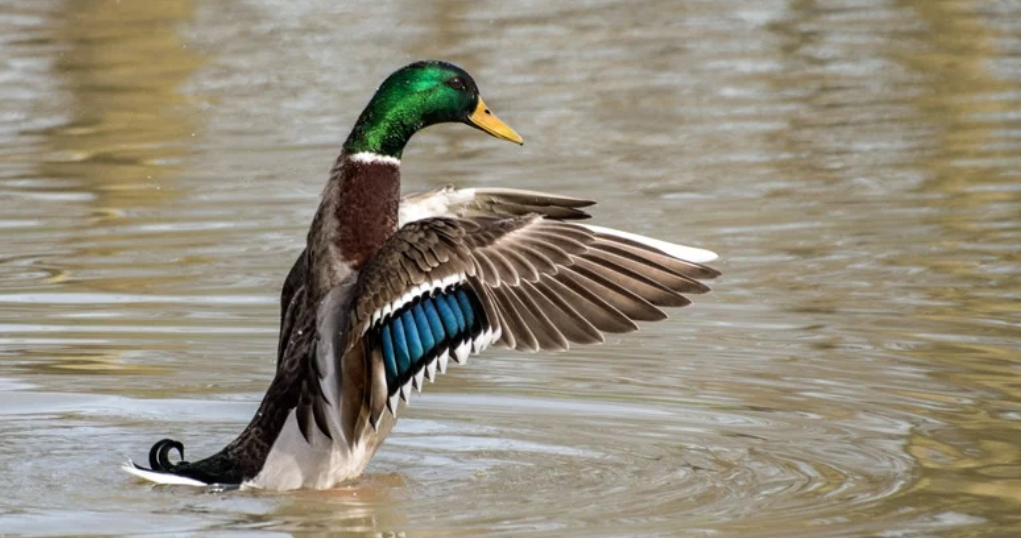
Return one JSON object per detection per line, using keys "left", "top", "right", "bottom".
{"left": 338, "top": 214, "right": 719, "bottom": 431}
{"left": 283, "top": 188, "right": 633, "bottom": 443}
{"left": 399, "top": 185, "right": 717, "bottom": 263}
{"left": 400, "top": 185, "right": 595, "bottom": 224}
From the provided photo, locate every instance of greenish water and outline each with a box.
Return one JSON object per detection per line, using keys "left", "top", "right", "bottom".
{"left": 1, "top": 0, "right": 1020, "bottom": 536}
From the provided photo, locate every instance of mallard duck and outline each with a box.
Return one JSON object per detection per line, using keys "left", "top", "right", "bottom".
{"left": 123, "top": 60, "right": 720, "bottom": 490}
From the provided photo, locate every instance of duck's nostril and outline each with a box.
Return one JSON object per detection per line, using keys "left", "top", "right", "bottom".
{"left": 484, "top": 109, "right": 491, "bottom": 115}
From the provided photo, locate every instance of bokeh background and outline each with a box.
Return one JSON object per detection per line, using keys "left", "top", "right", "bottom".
{"left": 1, "top": 0, "right": 1020, "bottom": 536}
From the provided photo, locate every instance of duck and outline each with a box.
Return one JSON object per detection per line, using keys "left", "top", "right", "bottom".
{"left": 122, "top": 60, "right": 720, "bottom": 490}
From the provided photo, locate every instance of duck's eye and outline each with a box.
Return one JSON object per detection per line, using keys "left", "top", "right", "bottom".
{"left": 447, "top": 77, "right": 465, "bottom": 90}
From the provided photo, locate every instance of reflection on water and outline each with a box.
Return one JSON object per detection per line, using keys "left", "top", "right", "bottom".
{"left": 0, "top": 0, "right": 204, "bottom": 383}
{"left": 1, "top": 0, "right": 1020, "bottom": 536}
{"left": 42, "top": 0, "right": 201, "bottom": 207}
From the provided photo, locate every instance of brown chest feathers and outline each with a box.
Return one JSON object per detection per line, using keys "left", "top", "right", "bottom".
{"left": 328, "top": 154, "right": 401, "bottom": 270}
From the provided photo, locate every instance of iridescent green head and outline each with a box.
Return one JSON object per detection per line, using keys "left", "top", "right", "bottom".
{"left": 343, "top": 60, "right": 523, "bottom": 159}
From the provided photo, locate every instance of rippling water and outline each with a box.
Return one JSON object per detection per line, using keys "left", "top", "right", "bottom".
{"left": 2, "top": 0, "right": 1020, "bottom": 536}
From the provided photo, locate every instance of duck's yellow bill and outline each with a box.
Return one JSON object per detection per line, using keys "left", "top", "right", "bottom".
{"left": 468, "top": 98, "right": 523, "bottom": 145}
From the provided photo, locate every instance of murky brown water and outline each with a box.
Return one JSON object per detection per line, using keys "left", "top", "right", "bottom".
{"left": 2, "top": 0, "right": 1020, "bottom": 536}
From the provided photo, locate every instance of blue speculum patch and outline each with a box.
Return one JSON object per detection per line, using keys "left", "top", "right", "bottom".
{"left": 372, "top": 284, "right": 486, "bottom": 393}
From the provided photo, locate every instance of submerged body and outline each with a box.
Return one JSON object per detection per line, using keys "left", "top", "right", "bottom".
{"left": 124, "top": 61, "right": 719, "bottom": 490}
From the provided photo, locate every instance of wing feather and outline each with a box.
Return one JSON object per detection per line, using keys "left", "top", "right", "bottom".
{"left": 491, "top": 285, "right": 540, "bottom": 352}
{"left": 400, "top": 186, "right": 595, "bottom": 225}
{"left": 535, "top": 275, "right": 635, "bottom": 336}
{"left": 572, "top": 257, "right": 690, "bottom": 307}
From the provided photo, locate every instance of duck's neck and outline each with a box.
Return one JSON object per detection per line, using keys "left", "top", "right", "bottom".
{"left": 342, "top": 90, "right": 421, "bottom": 159}
{"left": 313, "top": 151, "right": 401, "bottom": 282}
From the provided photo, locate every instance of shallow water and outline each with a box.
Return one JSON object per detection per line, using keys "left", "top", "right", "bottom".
{"left": 2, "top": 0, "right": 1020, "bottom": 536}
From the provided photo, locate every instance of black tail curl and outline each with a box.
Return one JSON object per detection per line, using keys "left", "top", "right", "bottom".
{"left": 148, "top": 438, "right": 188, "bottom": 471}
